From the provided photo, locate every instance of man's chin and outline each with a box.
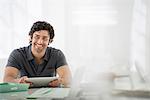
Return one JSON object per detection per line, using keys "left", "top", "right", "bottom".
{"left": 36, "top": 49, "right": 44, "bottom": 53}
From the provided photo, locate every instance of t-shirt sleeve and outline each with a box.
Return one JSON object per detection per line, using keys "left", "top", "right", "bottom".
{"left": 56, "top": 50, "right": 68, "bottom": 69}
{"left": 6, "top": 49, "right": 21, "bottom": 70}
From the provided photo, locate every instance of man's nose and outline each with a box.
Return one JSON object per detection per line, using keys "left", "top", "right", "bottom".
{"left": 37, "top": 38, "right": 44, "bottom": 44}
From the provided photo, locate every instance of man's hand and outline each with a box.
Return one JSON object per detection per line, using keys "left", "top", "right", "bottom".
{"left": 48, "top": 78, "right": 61, "bottom": 87}
{"left": 18, "top": 76, "right": 32, "bottom": 86}
{"left": 18, "top": 76, "right": 28, "bottom": 83}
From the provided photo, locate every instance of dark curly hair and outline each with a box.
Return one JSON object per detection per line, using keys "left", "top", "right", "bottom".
{"left": 29, "top": 21, "right": 55, "bottom": 41}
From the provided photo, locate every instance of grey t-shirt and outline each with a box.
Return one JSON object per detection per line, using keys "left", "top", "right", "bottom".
{"left": 6, "top": 45, "right": 67, "bottom": 77}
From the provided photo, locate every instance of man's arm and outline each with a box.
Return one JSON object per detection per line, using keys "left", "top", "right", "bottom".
{"left": 3, "top": 67, "right": 28, "bottom": 83}
{"left": 49, "top": 65, "right": 72, "bottom": 87}
{"left": 57, "top": 65, "right": 72, "bottom": 87}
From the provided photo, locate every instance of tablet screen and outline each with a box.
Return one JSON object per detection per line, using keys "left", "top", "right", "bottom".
{"left": 26, "top": 77, "right": 58, "bottom": 88}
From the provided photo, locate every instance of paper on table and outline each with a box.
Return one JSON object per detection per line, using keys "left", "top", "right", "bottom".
{"left": 27, "top": 88, "right": 70, "bottom": 99}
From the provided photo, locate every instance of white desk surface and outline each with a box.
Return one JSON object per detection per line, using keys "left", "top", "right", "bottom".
{"left": 1, "top": 85, "right": 150, "bottom": 100}
{"left": 0, "top": 88, "right": 70, "bottom": 100}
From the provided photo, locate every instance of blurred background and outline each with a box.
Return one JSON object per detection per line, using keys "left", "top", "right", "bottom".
{"left": 0, "top": 0, "right": 150, "bottom": 84}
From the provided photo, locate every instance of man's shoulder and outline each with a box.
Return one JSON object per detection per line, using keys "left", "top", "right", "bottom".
{"left": 16, "top": 46, "right": 28, "bottom": 52}
{"left": 47, "top": 47, "right": 61, "bottom": 53}
{"left": 47, "top": 47, "right": 63, "bottom": 56}
{"left": 11, "top": 46, "right": 29, "bottom": 55}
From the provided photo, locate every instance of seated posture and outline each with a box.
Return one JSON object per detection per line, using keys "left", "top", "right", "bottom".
{"left": 3, "top": 21, "right": 72, "bottom": 87}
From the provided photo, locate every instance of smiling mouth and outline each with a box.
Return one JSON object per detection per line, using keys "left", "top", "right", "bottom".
{"left": 36, "top": 44, "right": 43, "bottom": 47}
{"left": 35, "top": 43, "right": 43, "bottom": 49}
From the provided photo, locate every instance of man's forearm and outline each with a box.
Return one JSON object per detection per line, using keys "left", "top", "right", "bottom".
{"left": 3, "top": 76, "right": 19, "bottom": 83}
{"left": 4, "top": 76, "right": 28, "bottom": 83}
{"left": 60, "top": 76, "right": 72, "bottom": 87}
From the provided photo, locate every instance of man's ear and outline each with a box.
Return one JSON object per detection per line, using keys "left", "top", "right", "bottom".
{"left": 49, "top": 39, "right": 53, "bottom": 43}
{"left": 29, "top": 35, "right": 32, "bottom": 44}
{"left": 48, "top": 39, "right": 53, "bottom": 45}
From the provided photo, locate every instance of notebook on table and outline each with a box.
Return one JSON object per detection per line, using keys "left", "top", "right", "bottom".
{"left": 0, "top": 82, "right": 29, "bottom": 93}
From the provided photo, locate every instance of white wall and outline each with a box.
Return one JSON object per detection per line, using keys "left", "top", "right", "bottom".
{"left": 0, "top": 58, "right": 7, "bottom": 82}
{"left": 64, "top": 0, "right": 134, "bottom": 81}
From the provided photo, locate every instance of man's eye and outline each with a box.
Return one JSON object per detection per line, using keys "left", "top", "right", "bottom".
{"left": 34, "top": 36, "right": 39, "bottom": 39}
{"left": 43, "top": 38, "right": 49, "bottom": 41}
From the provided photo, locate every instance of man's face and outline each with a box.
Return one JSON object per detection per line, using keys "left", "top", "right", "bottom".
{"left": 31, "top": 30, "right": 50, "bottom": 53}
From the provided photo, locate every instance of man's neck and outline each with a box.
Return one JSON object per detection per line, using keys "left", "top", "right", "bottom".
{"left": 31, "top": 49, "right": 46, "bottom": 64}
{"left": 33, "top": 52, "right": 45, "bottom": 64}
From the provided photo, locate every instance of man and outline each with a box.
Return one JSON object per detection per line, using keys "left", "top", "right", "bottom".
{"left": 3, "top": 21, "right": 72, "bottom": 87}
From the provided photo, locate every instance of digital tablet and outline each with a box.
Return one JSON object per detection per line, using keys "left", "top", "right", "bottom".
{"left": 26, "top": 77, "right": 58, "bottom": 88}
